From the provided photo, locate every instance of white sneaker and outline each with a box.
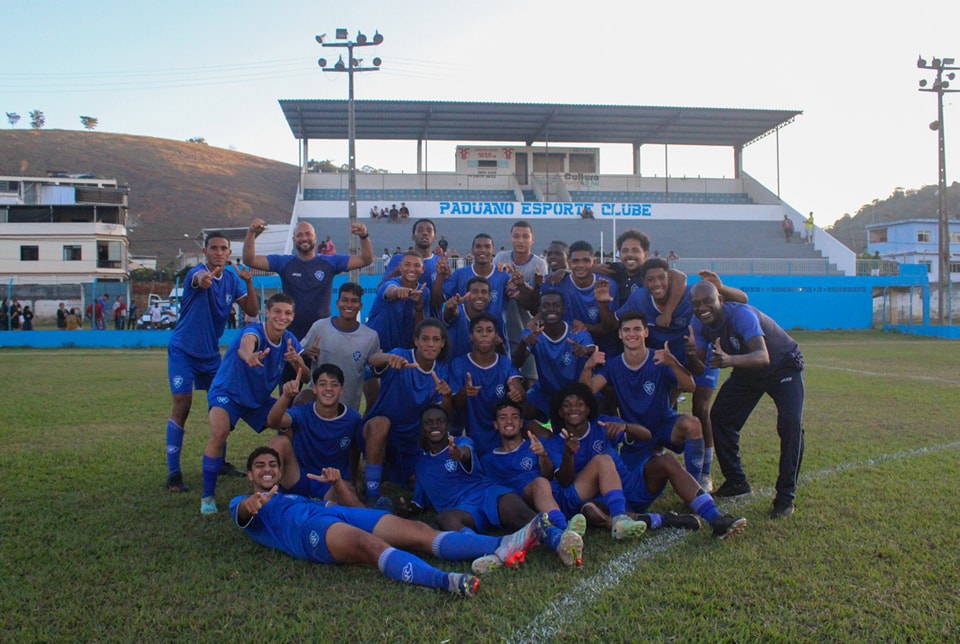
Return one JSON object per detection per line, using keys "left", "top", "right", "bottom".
{"left": 699, "top": 474, "right": 713, "bottom": 493}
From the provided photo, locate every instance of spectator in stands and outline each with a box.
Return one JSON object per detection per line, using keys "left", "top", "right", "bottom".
{"left": 317, "top": 238, "right": 328, "bottom": 254}
{"left": 389, "top": 204, "right": 399, "bottom": 223}
{"left": 666, "top": 250, "right": 679, "bottom": 262}
{"left": 370, "top": 205, "right": 382, "bottom": 221}
{"left": 381, "top": 248, "right": 392, "bottom": 261}
{"left": 56, "top": 303, "right": 68, "bottom": 329}
{"left": 437, "top": 236, "right": 449, "bottom": 255}
{"left": 804, "top": 212, "right": 815, "bottom": 244}
{"left": 579, "top": 205, "right": 594, "bottom": 219}
{"left": 399, "top": 202, "right": 410, "bottom": 219}
{"left": 781, "top": 215, "right": 795, "bottom": 243}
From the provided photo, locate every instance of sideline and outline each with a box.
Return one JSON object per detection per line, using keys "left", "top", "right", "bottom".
{"left": 507, "top": 441, "right": 960, "bottom": 643}
{"left": 810, "top": 363, "right": 960, "bottom": 386}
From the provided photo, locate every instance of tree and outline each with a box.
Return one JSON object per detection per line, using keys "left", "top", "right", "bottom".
{"left": 186, "top": 136, "right": 207, "bottom": 145}
{"left": 306, "top": 158, "right": 339, "bottom": 173}
{"left": 29, "top": 110, "right": 45, "bottom": 129}
{"left": 6, "top": 112, "right": 20, "bottom": 128}
{"left": 79, "top": 116, "right": 99, "bottom": 130}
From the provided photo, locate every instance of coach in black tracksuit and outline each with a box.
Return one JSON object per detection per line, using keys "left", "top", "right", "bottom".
{"left": 688, "top": 280, "right": 804, "bottom": 520}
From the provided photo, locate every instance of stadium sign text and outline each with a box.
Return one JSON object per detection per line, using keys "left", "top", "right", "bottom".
{"left": 437, "top": 201, "right": 653, "bottom": 217}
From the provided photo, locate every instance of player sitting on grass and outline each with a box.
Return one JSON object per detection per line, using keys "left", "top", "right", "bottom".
{"left": 402, "top": 406, "right": 549, "bottom": 572}
{"left": 201, "top": 293, "right": 309, "bottom": 515}
{"left": 265, "top": 362, "right": 365, "bottom": 507}
{"left": 479, "top": 399, "right": 586, "bottom": 567}
{"left": 232, "top": 446, "right": 536, "bottom": 597}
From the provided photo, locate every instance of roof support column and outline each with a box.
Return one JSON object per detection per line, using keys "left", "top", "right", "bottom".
{"left": 733, "top": 144, "right": 743, "bottom": 179}
{"left": 417, "top": 139, "right": 422, "bottom": 174}
{"left": 633, "top": 142, "right": 641, "bottom": 177}
{"left": 300, "top": 138, "right": 309, "bottom": 198}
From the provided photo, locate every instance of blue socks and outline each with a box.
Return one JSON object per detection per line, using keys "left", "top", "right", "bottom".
{"left": 166, "top": 419, "right": 184, "bottom": 476}
{"left": 201, "top": 454, "right": 223, "bottom": 498}
{"left": 684, "top": 437, "right": 705, "bottom": 481}
{"left": 603, "top": 489, "right": 628, "bottom": 517}
{"left": 432, "top": 530, "right": 499, "bottom": 560}
{"left": 378, "top": 547, "right": 447, "bottom": 590}
{"left": 702, "top": 447, "right": 714, "bottom": 477}
{"left": 364, "top": 463, "right": 383, "bottom": 501}
{"left": 544, "top": 525, "right": 564, "bottom": 552}
{"left": 547, "top": 509, "right": 568, "bottom": 531}
{"left": 690, "top": 492, "right": 722, "bottom": 525}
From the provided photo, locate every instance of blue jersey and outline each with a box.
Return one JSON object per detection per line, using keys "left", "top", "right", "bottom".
{"left": 383, "top": 253, "right": 441, "bottom": 294}
{"left": 365, "top": 277, "right": 427, "bottom": 352}
{"left": 266, "top": 253, "right": 351, "bottom": 339}
{"left": 365, "top": 347, "right": 448, "bottom": 430}
{"left": 480, "top": 441, "right": 543, "bottom": 493}
{"left": 604, "top": 262, "right": 644, "bottom": 308}
{"left": 693, "top": 302, "right": 802, "bottom": 378}
{"left": 169, "top": 264, "right": 249, "bottom": 359}
{"left": 208, "top": 322, "right": 302, "bottom": 408}
{"left": 230, "top": 492, "right": 320, "bottom": 560}
{"left": 412, "top": 436, "right": 492, "bottom": 512}
{"left": 449, "top": 353, "right": 522, "bottom": 456}
{"left": 524, "top": 324, "right": 595, "bottom": 397}
{"left": 547, "top": 274, "right": 618, "bottom": 329}
{"left": 597, "top": 352, "right": 678, "bottom": 428}
{"left": 286, "top": 402, "right": 363, "bottom": 480}
{"left": 443, "top": 305, "right": 479, "bottom": 360}
{"left": 442, "top": 266, "right": 512, "bottom": 328}
{"left": 615, "top": 285, "right": 694, "bottom": 363}
{"left": 540, "top": 415, "right": 624, "bottom": 476}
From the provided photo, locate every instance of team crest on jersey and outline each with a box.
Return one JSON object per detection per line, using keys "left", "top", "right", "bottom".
{"left": 490, "top": 291, "right": 499, "bottom": 302}
{"left": 587, "top": 307, "right": 599, "bottom": 321}
{"left": 173, "top": 375, "right": 184, "bottom": 389}
{"left": 309, "top": 530, "right": 320, "bottom": 549}
{"left": 353, "top": 351, "right": 362, "bottom": 362}
{"left": 592, "top": 440, "right": 605, "bottom": 454}
{"left": 402, "top": 562, "right": 414, "bottom": 583}
{"left": 520, "top": 457, "right": 534, "bottom": 471}
{"left": 643, "top": 381, "right": 656, "bottom": 396}
{"left": 226, "top": 293, "right": 233, "bottom": 305}
{"left": 340, "top": 437, "right": 351, "bottom": 449}
{"left": 314, "top": 270, "right": 326, "bottom": 281}
{"left": 217, "top": 396, "right": 229, "bottom": 404}
{"left": 444, "top": 459, "right": 459, "bottom": 472}
{"left": 730, "top": 338, "right": 741, "bottom": 351}
{"left": 495, "top": 384, "right": 506, "bottom": 397}
{"left": 561, "top": 352, "right": 573, "bottom": 366}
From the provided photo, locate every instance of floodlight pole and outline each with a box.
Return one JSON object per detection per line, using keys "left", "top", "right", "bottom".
{"left": 317, "top": 30, "right": 383, "bottom": 278}
{"left": 918, "top": 55, "right": 958, "bottom": 324}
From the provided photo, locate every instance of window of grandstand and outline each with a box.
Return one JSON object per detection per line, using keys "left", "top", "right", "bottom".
{"left": 568, "top": 153, "right": 597, "bottom": 173}
{"left": 532, "top": 154, "right": 564, "bottom": 173}
{"left": 950, "top": 262, "right": 960, "bottom": 274}
{"left": 869, "top": 228, "right": 887, "bottom": 243}
{"left": 950, "top": 232, "right": 960, "bottom": 243}
{"left": 63, "top": 245, "right": 82, "bottom": 261}
{"left": 20, "top": 245, "right": 39, "bottom": 261}
{"left": 917, "top": 230, "right": 932, "bottom": 242}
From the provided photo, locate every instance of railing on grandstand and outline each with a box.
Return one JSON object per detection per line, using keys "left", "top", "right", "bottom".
{"left": 855, "top": 260, "right": 900, "bottom": 277}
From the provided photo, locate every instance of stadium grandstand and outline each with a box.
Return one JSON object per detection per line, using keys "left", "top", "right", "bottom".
{"left": 275, "top": 100, "right": 856, "bottom": 276}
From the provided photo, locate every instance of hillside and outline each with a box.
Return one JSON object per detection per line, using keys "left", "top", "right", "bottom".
{"left": 826, "top": 182, "right": 960, "bottom": 253}
{"left": 0, "top": 129, "right": 299, "bottom": 264}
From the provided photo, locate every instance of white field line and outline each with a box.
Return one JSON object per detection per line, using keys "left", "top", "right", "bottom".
{"left": 810, "top": 363, "right": 960, "bottom": 386}
{"left": 507, "top": 441, "right": 960, "bottom": 644}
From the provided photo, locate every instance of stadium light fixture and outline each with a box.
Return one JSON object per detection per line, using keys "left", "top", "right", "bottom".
{"left": 316, "top": 28, "right": 384, "bottom": 278}
{"left": 917, "top": 54, "right": 960, "bottom": 324}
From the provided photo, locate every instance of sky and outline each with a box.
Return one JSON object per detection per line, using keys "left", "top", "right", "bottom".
{"left": 4, "top": 0, "right": 960, "bottom": 228}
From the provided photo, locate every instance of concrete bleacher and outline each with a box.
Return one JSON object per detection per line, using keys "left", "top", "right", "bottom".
{"left": 568, "top": 191, "right": 752, "bottom": 205}
{"left": 304, "top": 217, "right": 838, "bottom": 274}
{"left": 304, "top": 188, "right": 517, "bottom": 202}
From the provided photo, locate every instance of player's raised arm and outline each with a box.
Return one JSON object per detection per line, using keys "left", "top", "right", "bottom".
{"left": 242, "top": 218, "right": 271, "bottom": 271}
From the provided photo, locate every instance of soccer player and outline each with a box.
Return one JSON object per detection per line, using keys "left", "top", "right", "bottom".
{"left": 442, "top": 276, "right": 494, "bottom": 359}
{"left": 582, "top": 311, "right": 705, "bottom": 481}
{"left": 443, "top": 234, "right": 514, "bottom": 336}
{"left": 512, "top": 290, "right": 595, "bottom": 422}
{"left": 265, "top": 363, "right": 365, "bottom": 506}
{"left": 449, "top": 313, "right": 525, "bottom": 455}
{"left": 361, "top": 318, "right": 452, "bottom": 506}
{"left": 546, "top": 241, "right": 617, "bottom": 349}
{"left": 232, "top": 446, "right": 544, "bottom": 596}
{"left": 298, "top": 282, "right": 380, "bottom": 411}
{"left": 689, "top": 280, "right": 805, "bottom": 519}
{"left": 365, "top": 251, "right": 427, "bottom": 352}
{"left": 164, "top": 231, "right": 258, "bottom": 493}
{"left": 380, "top": 218, "right": 442, "bottom": 297}
{"left": 493, "top": 221, "right": 548, "bottom": 373}
{"left": 480, "top": 399, "right": 585, "bottom": 567}
{"left": 595, "top": 229, "right": 686, "bottom": 313}
{"left": 200, "top": 293, "right": 309, "bottom": 515}
{"left": 242, "top": 218, "right": 373, "bottom": 342}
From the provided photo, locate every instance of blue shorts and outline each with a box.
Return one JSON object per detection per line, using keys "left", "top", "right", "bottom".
{"left": 452, "top": 482, "right": 514, "bottom": 533}
{"left": 524, "top": 387, "right": 551, "bottom": 421}
{"left": 208, "top": 393, "right": 275, "bottom": 433}
{"left": 620, "top": 459, "right": 662, "bottom": 512}
{"left": 649, "top": 413, "right": 683, "bottom": 453}
{"left": 168, "top": 345, "right": 221, "bottom": 395}
{"left": 283, "top": 472, "right": 332, "bottom": 500}
{"left": 550, "top": 480, "right": 585, "bottom": 517}
{"left": 694, "top": 367, "right": 719, "bottom": 390}
{"left": 302, "top": 505, "right": 388, "bottom": 564}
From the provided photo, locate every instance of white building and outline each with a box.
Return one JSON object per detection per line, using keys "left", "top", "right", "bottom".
{"left": 0, "top": 175, "right": 129, "bottom": 285}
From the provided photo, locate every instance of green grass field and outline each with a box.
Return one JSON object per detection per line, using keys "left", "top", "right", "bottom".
{"left": 1, "top": 331, "right": 959, "bottom": 641}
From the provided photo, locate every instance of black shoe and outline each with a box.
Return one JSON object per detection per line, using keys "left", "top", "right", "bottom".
{"left": 769, "top": 500, "right": 796, "bottom": 519}
{"left": 166, "top": 472, "right": 191, "bottom": 493}
{"left": 661, "top": 511, "right": 702, "bottom": 531}
{"left": 711, "top": 514, "right": 747, "bottom": 539}
{"left": 713, "top": 479, "right": 753, "bottom": 498}
{"left": 219, "top": 461, "right": 245, "bottom": 478}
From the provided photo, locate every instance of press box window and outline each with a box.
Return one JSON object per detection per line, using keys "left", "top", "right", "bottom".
{"left": 20, "top": 245, "right": 39, "bottom": 261}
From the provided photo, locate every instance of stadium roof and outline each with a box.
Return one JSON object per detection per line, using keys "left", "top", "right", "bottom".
{"left": 278, "top": 100, "right": 801, "bottom": 148}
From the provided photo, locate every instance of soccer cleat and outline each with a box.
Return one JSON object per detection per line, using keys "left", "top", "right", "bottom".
{"left": 567, "top": 513, "right": 587, "bottom": 538}
{"left": 769, "top": 500, "right": 796, "bottom": 519}
{"left": 471, "top": 554, "right": 504, "bottom": 575}
{"left": 200, "top": 496, "right": 218, "bottom": 515}
{"left": 662, "top": 511, "right": 702, "bottom": 531}
{"left": 219, "top": 461, "right": 246, "bottom": 478}
{"left": 495, "top": 513, "right": 549, "bottom": 568}
{"left": 611, "top": 514, "right": 647, "bottom": 540}
{"left": 711, "top": 514, "right": 747, "bottom": 539}
{"left": 448, "top": 573, "right": 480, "bottom": 597}
{"left": 166, "top": 472, "right": 191, "bottom": 493}
{"left": 713, "top": 479, "right": 753, "bottom": 498}
{"left": 557, "top": 530, "right": 584, "bottom": 567}
{"left": 699, "top": 473, "right": 714, "bottom": 493}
